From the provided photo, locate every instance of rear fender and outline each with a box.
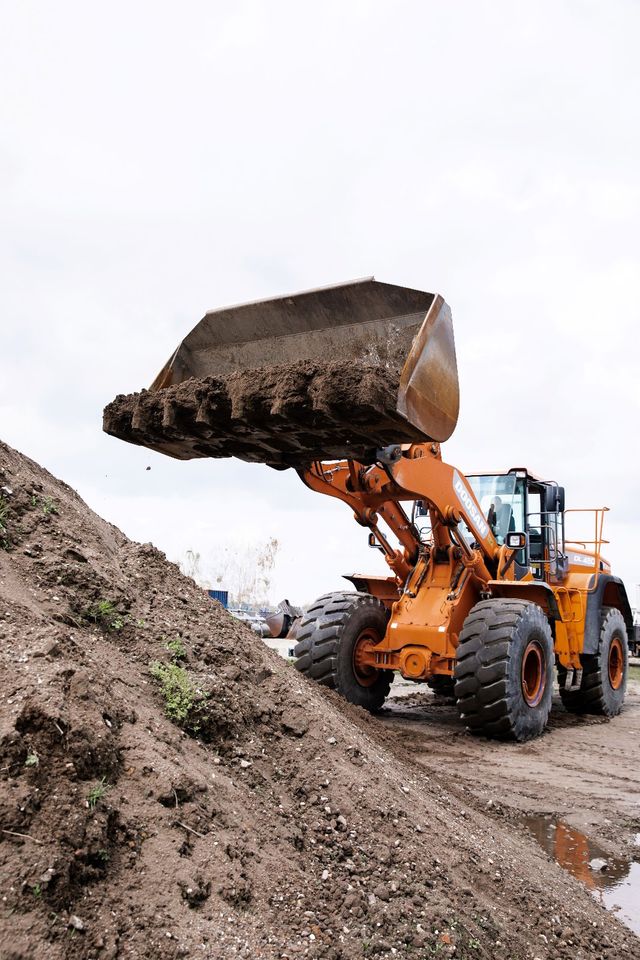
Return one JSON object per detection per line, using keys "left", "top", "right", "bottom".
{"left": 584, "top": 575, "right": 633, "bottom": 654}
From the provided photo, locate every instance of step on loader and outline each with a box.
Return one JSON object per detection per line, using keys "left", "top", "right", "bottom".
{"left": 104, "top": 278, "right": 633, "bottom": 741}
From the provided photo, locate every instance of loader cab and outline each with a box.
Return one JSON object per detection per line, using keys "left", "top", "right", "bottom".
{"left": 465, "top": 469, "right": 566, "bottom": 581}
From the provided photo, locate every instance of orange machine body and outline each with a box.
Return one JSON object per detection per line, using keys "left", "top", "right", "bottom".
{"left": 300, "top": 442, "right": 631, "bottom": 680}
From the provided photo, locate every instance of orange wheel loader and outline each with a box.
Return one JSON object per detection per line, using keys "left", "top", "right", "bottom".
{"left": 104, "top": 278, "right": 633, "bottom": 741}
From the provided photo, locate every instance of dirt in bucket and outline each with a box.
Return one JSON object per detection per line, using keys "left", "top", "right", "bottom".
{"left": 102, "top": 360, "right": 427, "bottom": 468}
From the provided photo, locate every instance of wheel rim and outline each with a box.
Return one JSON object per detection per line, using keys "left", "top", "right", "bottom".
{"left": 521, "top": 640, "right": 546, "bottom": 707}
{"left": 608, "top": 636, "right": 624, "bottom": 690}
{"left": 352, "top": 628, "right": 380, "bottom": 687}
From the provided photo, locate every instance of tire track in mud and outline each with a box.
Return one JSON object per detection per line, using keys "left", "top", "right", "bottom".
{"left": 380, "top": 684, "right": 640, "bottom": 856}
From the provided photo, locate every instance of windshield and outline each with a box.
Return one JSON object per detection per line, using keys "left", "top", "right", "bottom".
{"left": 466, "top": 474, "right": 525, "bottom": 545}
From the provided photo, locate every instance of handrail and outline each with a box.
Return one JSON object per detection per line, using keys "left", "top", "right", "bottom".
{"left": 524, "top": 507, "right": 609, "bottom": 594}
{"left": 564, "top": 507, "right": 609, "bottom": 593}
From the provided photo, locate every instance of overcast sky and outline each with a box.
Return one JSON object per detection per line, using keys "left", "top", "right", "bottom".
{"left": 1, "top": 1, "right": 639, "bottom": 608}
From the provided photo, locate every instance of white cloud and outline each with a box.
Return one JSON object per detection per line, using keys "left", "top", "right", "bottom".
{"left": 1, "top": 0, "right": 639, "bottom": 605}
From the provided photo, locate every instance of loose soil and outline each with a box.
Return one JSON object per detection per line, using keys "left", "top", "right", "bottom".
{"left": 1, "top": 438, "right": 639, "bottom": 960}
{"left": 103, "top": 361, "right": 427, "bottom": 468}
{"left": 384, "top": 678, "right": 640, "bottom": 856}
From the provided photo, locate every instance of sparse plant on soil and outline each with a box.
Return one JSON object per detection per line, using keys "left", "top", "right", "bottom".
{"left": 31, "top": 883, "right": 42, "bottom": 898}
{"left": 86, "top": 599, "right": 116, "bottom": 621}
{"left": 149, "top": 661, "right": 202, "bottom": 733}
{"left": 42, "top": 496, "right": 58, "bottom": 515}
{"left": 166, "top": 636, "right": 186, "bottom": 662}
{"left": 87, "top": 777, "right": 108, "bottom": 810}
{"left": 85, "top": 600, "right": 127, "bottom": 631}
{"left": 24, "top": 752, "right": 39, "bottom": 767}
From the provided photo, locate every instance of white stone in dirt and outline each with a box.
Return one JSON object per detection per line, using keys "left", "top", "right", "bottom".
{"left": 589, "top": 858, "right": 608, "bottom": 872}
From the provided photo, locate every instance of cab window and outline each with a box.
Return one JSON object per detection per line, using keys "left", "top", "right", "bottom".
{"left": 466, "top": 474, "right": 525, "bottom": 545}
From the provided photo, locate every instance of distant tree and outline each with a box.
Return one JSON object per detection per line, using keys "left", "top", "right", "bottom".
{"left": 179, "top": 549, "right": 209, "bottom": 589}
{"left": 179, "top": 539, "right": 280, "bottom": 608}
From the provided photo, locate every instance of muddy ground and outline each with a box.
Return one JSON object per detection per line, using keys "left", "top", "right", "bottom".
{"left": 103, "top": 361, "right": 427, "bottom": 468}
{"left": 1, "top": 437, "right": 639, "bottom": 960}
{"left": 384, "top": 678, "right": 640, "bottom": 857}
{"left": 379, "top": 678, "right": 640, "bottom": 937}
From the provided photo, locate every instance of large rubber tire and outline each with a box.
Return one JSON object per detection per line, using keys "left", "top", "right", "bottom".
{"left": 293, "top": 592, "right": 392, "bottom": 712}
{"left": 454, "top": 599, "right": 554, "bottom": 742}
{"left": 558, "top": 607, "right": 628, "bottom": 717}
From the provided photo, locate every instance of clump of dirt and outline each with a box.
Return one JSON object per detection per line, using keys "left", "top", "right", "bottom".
{"left": 0, "top": 438, "right": 638, "bottom": 960}
{"left": 103, "top": 360, "right": 428, "bottom": 468}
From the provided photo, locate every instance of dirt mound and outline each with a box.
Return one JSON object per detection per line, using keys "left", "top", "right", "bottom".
{"left": 103, "top": 361, "right": 426, "bottom": 468}
{"left": 0, "top": 439, "right": 638, "bottom": 959}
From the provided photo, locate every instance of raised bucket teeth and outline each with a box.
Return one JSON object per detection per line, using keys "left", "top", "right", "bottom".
{"left": 103, "top": 278, "right": 459, "bottom": 468}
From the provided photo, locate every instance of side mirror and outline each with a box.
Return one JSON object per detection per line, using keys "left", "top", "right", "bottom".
{"left": 544, "top": 485, "right": 565, "bottom": 513}
{"left": 368, "top": 532, "right": 384, "bottom": 553}
{"left": 505, "top": 531, "right": 528, "bottom": 550}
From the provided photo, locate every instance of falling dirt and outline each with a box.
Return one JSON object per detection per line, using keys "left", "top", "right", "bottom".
{"left": 102, "top": 360, "right": 428, "bottom": 468}
{"left": 1, "top": 438, "right": 639, "bottom": 959}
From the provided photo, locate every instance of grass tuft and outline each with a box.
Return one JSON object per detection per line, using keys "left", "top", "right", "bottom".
{"left": 85, "top": 600, "right": 127, "bottom": 631}
{"left": 149, "top": 661, "right": 202, "bottom": 733}
{"left": 166, "top": 637, "right": 187, "bottom": 662}
{"left": 87, "top": 777, "right": 108, "bottom": 810}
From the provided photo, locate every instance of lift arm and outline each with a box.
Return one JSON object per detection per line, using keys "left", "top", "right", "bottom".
{"left": 299, "top": 443, "right": 499, "bottom": 586}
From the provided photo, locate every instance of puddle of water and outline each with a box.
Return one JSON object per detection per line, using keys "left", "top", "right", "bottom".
{"left": 521, "top": 814, "right": 640, "bottom": 936}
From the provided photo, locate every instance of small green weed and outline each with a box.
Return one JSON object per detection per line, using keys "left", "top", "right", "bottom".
{"left": 166, "top": 637, "right": 186, "bottom": 662}
{"left": 31, "top": 883, "right": 42, "bottom": 898}
{"left": 97, "top": 848, "right": 110, "bottom": 862}
{"left": 86, "top": 599, "right": 116, "bottom": 622}
{"left": 85, "top": 600, "right": 127, "bottom": 631}
{"left": 149, "top": 661, "right": 202, "bottom": 733}
{"left": 24, "top": 752, "right": 39, "bottom": 768}
{"left": 42, "top": 496, "right": 58, "bottom": 516}
{"left": 87, "top": 777, "right": 108, "bottom": 810}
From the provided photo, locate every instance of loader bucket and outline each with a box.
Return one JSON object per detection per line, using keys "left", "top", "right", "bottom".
{"left": 103, "top": 278, "right": 459, "bottom": 467}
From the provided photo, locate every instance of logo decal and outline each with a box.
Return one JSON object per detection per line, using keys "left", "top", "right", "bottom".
{"left": 453, "top": 471, "right": 489, "bottom": 539}
{"left": 571, "top": 553, "right": 594, "bottom": 567}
